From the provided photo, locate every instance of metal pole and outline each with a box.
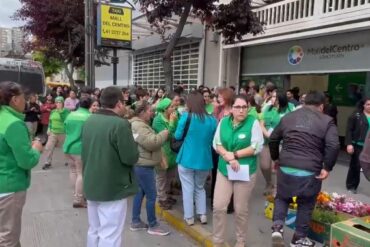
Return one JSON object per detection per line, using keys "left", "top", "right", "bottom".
{"left": 84, "top": 0, "right": 90, "bottom": 87}
{"left": 112, "top": 48, "right": 118, "bottom": 85}
{"left": 85, "top": 0, "right": 95, "bottom": 88}
{"left": 90, "top": 0, "right": 95, "bottom": 89}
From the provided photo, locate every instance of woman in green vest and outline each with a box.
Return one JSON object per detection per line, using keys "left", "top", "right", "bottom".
{"left": 202, "top": 87, "right": 215, "bottom": 115}
{"left": 42, "top": 96, "right": 70, "bottom": 169}
{"left": 212, "top": 94, "right": 264, "bottom": 247}
{"left": 63, "top": 96, "right": 92, "bottom": 208}
{"left": 260, "top": 91, "right": 295, "bottom": 196}
{"left": 0, "top": 81, "right": 43, "bottom": 247}
{"left": 152, "top": 98, "right": 178, "bottom": 210}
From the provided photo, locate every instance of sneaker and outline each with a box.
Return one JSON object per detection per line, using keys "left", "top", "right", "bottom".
{"left": 185, "top": 217, "right": 194, "bottom": 226}
{"left": 42, "top": 163, "right": 51, "bottom": 170}
{"left": 199, "top": 215, "right": 207, "bottom": 224}
{"left": 271, "top": 224, "right": 284, "bottom": 247}
{"left": 147, "top": 224, "right": 170, "bottom": 236}
{"left": 130, "top": 221, "right": 149, "bottom": 231}
{"left": 348, "top": 189, "right": 357, "bottom": 194}
{"left": 73, "top": 201, "right": 87, "bottom": 208}
{"left": 290, "top": 235, "right": 315, "bottom": 247}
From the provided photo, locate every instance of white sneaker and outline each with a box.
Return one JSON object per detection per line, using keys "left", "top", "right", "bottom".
{"left": 185, "top": 217, "right": 194, "bottom": 226}
{"left": 199, "top": 215, "right": 207, "bottom": 224}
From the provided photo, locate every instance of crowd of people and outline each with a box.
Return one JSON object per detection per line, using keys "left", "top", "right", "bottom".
{"left": 0, "top": 79, "right": 369, "bottom": 247}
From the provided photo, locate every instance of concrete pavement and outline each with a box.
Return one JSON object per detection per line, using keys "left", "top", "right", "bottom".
{"left": 21, "top": 149, "right": 197, "bottom": 247}
{"left": 21, "top": 148, "right": 370, "bottom": 247}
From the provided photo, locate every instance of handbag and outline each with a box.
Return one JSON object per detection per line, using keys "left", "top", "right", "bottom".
{"left": 170, "top": 113, "right": 192, "bottom": 153}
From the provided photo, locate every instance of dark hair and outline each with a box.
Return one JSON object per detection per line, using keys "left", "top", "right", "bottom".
{"left": 265, "top": 82, "right": 277, "bottom": 94}
{"left": 79, "top": 96, "right": 93, "bottom": 109}
{"left": 304, "top": 91, "right": 326, "bottom": 106}
{"left": 136, "top": 88, "right": 149, "bottom": 100}
{"left": 134, "top": 100, "right": 151, "bottom": 116}
{"left": 0, "top": 81, "right": 23, "bottom": 107}
{"left": 252, "top": 85, "right": 259, "bottom": 93}
{"left": 167, "top": 92, "right": 180, "bottom": 101}
{"left": 100, "top": 86, "right": 124, "bottom": 108}
{"left": 80, "top": 86, "right": 93, "bottom": 95}
{"left": 232, "top": 94, "right": 248, "bottom": 105}
{"left": 154, "top": 87, "right": 165, "bottom": 102}
{"left": 187, "top": 91, "right": 207, "bottom": 120}
{"left": 202, "top": 87, "right": 211, "bottom": 95}
{"left": 246, "top": 94, "right": 261, "bottom": 113}
{"left": 356, "top": 96, "right": 370, "bottom": 112}
{"left": 174, "top": 86, "right": 184, "bottom": 95}
{"left": 286, "top": 89, "right": 293, "bottom": 94}
{"left": 277, "top": 92, "right": 288, "bottom": 113}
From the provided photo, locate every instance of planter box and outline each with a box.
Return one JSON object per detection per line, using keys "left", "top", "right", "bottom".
{"left": 265, "top": 201, "right": 355, "bottom": 245}
{"left": 330, "top": 216, "right": 370, "bottom": 247}
{"left": 308, "top": 219, "right": 331, "bottom": 246}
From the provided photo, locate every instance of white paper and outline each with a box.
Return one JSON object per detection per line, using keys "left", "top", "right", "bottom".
{"left": 268, "top": 128, "right": 274, "bottom": 135}
{"left": 227, "top": 164, "right": 250, "bottom": 181}
{"left": 133, "top": 133, "right": 139, "bottom": 141}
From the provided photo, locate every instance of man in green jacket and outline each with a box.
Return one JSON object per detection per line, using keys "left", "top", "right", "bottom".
{"left": 63, "top": 96, "right": 92, "bottom": 208}
{"left": 82, "top": 86, "right": 139, "bottom": 247}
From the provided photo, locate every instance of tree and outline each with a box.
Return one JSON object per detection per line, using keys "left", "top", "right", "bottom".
{"left": 32, "top": 51, "right": 63, "bottom": 78}
{"left": 14, "top": 0, "right": 85, "bottom": 86}
{"left": 135, "top": 0, "right": 273, "bottom": 92}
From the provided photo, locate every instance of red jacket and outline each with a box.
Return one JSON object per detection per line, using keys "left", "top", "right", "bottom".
{"left": 40, "top": 102, "right": 55, "bottom": 125}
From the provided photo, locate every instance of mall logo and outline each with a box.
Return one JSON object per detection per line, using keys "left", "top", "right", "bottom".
{"left": 288, "top": 45, "right": 304, "bottom": 65}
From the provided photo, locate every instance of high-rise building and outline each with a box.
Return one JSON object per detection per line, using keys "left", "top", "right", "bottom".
{"left": 0, "top": 28, "right": 12, "bottom": 56}
{"left": 0, "top": 27, "right": 24, "bottom": 57}
{"left": 11, "top": 27, "right": 24, "bottom": 54}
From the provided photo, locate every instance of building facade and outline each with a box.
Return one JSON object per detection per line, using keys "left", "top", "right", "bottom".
{"left": 220, "top": 0, "right": 370, "bottom": 136}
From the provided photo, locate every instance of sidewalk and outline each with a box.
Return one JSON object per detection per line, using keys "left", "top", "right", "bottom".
{"left": 155, "top": 157, "right": 370, "bottom": 247}
{"left": 21, "top": 149, "right": 197, "bottom": 247}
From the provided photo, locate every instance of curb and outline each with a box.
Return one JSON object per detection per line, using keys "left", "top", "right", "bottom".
{"left": 155, "top": 203, "right": 232, "bottom": 247}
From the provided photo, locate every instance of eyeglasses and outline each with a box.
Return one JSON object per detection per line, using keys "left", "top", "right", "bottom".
{"left": 233, "top": 105, "right": 248, "bottom": 110}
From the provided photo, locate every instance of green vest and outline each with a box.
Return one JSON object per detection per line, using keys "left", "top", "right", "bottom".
{"left": 218, "top": 115, "right": 257, "bottom": 177}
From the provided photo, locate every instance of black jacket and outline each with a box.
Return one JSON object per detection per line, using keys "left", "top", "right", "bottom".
{"left": 345, "top": 111, "right": 369, "bottom": 146}
{"left": 269, "top": 107, "right": 340, "bottom": 173}
{"left": 24, "top": 102, "right": 40, "bottom": 122}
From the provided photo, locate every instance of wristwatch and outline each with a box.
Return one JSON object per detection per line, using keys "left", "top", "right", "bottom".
{"left": 233, "top": 151, "right": 239, "bottom": 160}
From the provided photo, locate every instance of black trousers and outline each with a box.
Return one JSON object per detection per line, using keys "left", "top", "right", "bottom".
{"left": 273, "top": 169, "right": 322, "bottom": 237}
{"left": 346, "top": 145, "right": 363, "bottom": 190}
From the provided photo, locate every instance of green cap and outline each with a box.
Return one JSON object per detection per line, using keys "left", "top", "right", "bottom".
{"left": 55, "top": 96, "right": 64, "bottom": 103}
{"left": 156, "top": 98, "right": 172, "bottom": 112}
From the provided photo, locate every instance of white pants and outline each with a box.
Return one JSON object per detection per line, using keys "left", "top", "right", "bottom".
{"left": 87, "top": 199, "right": 128, "bottom": 247}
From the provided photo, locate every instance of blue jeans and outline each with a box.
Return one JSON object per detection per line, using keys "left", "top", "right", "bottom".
{"left": 178, "top": 165, "right": 209, "bottom": 219}
{"left": 132, "top": 166, "right": 157, "bottom": 227}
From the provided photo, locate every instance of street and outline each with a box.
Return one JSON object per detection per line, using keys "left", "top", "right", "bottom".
{"left": 21, "top": 149, "right": 197, "bottom": 247}
{"left": 21, "top": 149, "right": 370, "bottom": 247}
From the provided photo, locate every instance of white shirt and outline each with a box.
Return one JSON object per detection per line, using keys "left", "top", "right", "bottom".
{"left": 213, "top": 118, "right": 264, "bottom": 155}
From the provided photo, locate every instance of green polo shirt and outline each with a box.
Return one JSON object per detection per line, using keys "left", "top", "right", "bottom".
{"left": 63, "top": 108, "right": 91, "bottom": 155}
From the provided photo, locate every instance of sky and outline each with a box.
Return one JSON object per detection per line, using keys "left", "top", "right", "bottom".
{"left": 0, "top": 0, "right": 25, "bottom": 28}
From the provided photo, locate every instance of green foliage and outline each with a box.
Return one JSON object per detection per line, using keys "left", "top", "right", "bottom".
{"left": 32, "top": 51, "right": 63, "bottom": 77}
{"left": 312, "top": 208, "right": 350, "bottom": 224}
